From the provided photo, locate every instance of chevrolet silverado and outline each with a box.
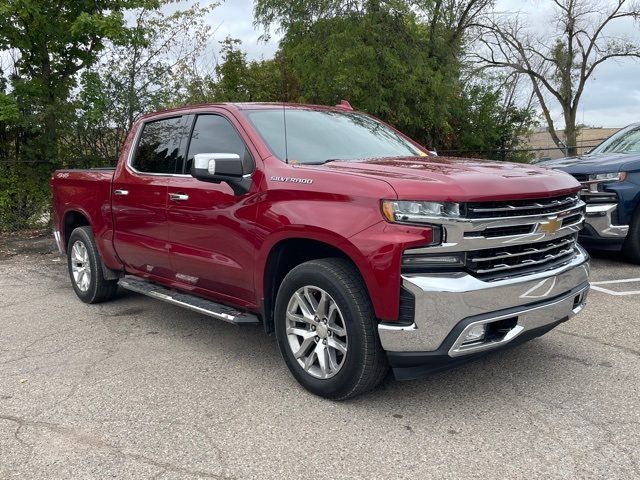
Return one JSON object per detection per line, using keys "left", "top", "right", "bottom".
{"left": 51, "top": 102, "right": 591, "bottom": 399}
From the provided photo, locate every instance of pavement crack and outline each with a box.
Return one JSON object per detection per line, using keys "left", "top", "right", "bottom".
{"left": 0, "top": 326, "right": 81, "bottom": 366}
{"left": 0, "top": 413, "right": 233, "bottom": 479}
{"left": 495, "top": 374, "right": 640, "bottom": 476}
{"left": 112, "top": 449, "right": 233, "bottom": 479}
{"left": 556, "top": 329, "right": 640, "bottom": 358}
{"left": 45, "top": 343, "right": 121, "bottom": 414}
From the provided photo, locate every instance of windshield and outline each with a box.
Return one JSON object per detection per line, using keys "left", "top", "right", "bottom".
{"left": 244, "top": 109, "right": 423, "bottom": 164}
{"left": 591, "top": 124, "right": 640, "bottom": 155}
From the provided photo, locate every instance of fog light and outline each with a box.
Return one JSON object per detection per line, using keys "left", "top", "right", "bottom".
{"left": 462, "top": 324, "right": 486, "bottom": 345}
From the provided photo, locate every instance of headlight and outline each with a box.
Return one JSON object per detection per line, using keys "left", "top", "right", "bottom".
{"left": 585, "top": 172, "right": 627, "bottom": 194}
{"left": 381, "top": 200, "right": 461, "bottom": 224}
{"left": 588, "top": 172, "right": 626, "bottom": 182}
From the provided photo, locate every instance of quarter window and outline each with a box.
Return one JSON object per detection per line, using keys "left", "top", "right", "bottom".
{"left": 185, "top": 115, "right": 254, "bottom": 173}
{"left": 132, "top": 117, "right": 185, "bottom": 174}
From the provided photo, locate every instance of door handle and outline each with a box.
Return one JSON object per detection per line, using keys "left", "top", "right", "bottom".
{"left": 114, "top": 189, "right": 129, "bottom": 196}
{"left": 169, "top": 193, "right": 189, "bottom": 201}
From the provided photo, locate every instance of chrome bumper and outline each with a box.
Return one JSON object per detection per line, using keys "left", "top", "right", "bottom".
{"left": 584, "top": 203, "right": 628, "bottom": 238}
{"left": 378, "top": 247, "right": 590, "bottom": 354}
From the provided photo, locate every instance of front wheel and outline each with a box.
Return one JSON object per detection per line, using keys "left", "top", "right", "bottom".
{"left": 67, "top": 226, "right": 119, "bottom": 303}
{"left": 274, "top": 258, "right": 388, "bottom": 400}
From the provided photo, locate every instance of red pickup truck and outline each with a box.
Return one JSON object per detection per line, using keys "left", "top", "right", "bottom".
{"left": 51, "top": 102, "right": 590, "bottom": 399}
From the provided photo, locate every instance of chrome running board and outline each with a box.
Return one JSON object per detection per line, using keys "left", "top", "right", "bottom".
{"left": 119, "top": 276, "right": 259, "bottom": 326}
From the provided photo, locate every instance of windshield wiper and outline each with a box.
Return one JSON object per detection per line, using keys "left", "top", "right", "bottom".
{"left": 306, "top": 158, "right": 345, "bottom": 165}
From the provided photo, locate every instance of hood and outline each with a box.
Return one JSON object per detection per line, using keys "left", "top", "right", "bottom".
{"left": 302, "top": 156, "right": 580, "bottom": 202}
{"left": 538, "top": 152, "right": 640, "bottom": 175}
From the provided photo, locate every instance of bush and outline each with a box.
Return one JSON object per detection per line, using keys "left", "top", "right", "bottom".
{"left": 0, "top": 164, "right": 51, "bottom": 231}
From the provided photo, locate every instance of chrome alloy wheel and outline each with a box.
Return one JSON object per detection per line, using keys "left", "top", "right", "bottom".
{"left": 70, "top": 240, "right": 91, "bottom": 292}
{"left": 285, "top": 286, "right": 348, "bottom": 379}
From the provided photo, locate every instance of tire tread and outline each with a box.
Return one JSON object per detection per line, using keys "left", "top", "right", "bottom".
{"left": 67, "top": 226, "right": 118, "bottom": 304}
{"left": 276, "top": 258, "right": 388, "bottom": 400}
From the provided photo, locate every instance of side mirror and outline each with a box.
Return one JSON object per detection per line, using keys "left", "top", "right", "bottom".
{"left": 191, "top": 153, "right": 243, "bottom": 182}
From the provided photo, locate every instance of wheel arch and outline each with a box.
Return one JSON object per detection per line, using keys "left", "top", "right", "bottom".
{"left": 259, "top": 233, "right": 375, "bottom": 334}
{"left": 62, "top": 209, "right": 92, "bottom": 252}
{"left": 62, "top": 209, "right": 122, "bottom": 281}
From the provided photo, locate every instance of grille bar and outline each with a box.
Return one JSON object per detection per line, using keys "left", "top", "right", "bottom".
{"left": 465, "top": 233, "right": 579, "bottom": 279}
{"left": 469, "top": 195, "right": 578, "bottom": 214}
{"left": 468, "top": 236, "right": 576, "bottom": 263}
{"left": 571, "top": 174, "right": 589, "bottom": 182}
{"left": 466, "top": 195, "right": 580, "bottom": 219}
{"left": 474, "top": 247, "right": 576, "bottom": 274}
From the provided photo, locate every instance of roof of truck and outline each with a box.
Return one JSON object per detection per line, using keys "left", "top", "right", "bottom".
{"left": 138, "top": 101, "right": 355, "bottom": 121}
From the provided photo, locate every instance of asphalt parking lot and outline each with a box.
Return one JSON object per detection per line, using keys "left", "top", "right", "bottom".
{"left": 0, "top": 233, "right": 638, "bottom": 479}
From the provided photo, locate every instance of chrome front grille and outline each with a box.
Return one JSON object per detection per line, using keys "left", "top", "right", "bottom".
{"left": 466, "top": 235, "right": 578, "bottom": 280}
{"left": 403, "top": 193, "right": 586, "bottom": 281}
{"left": 466, "top": 195, "right": 580, "bottom": 218}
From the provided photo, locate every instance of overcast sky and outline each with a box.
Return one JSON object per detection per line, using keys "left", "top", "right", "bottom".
{"left": 204, "top": 0, "right": 640, "bottom": 128}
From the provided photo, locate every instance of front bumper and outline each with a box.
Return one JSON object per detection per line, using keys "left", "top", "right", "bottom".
{"left": 378, "top": 247, "right": 590, "bottom": 378}
{"left": 583, "top": 203, "right": 628, "bottom": 239}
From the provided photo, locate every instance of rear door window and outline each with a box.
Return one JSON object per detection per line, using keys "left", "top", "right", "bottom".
{"left": 185, "top": 115, "right": 254, "bottom": 173}
{"left": 132, "top": 117, "right": 185, "bottom": 174}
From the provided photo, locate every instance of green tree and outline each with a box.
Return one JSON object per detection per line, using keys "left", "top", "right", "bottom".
{"left": 254, "top": 0, "right": 535, "bottom": 157}
{"left": 174, "top": 37, "right": 286, "bottom": 105}
{"left": 214, "top": 37, "right": 252, "bottom": 101}
{"left": 448, "top": 80, "right": 537, "bottom": 162}
{"left": 0, "top": 0, "right": 161, "bottom": 230}
{"left": 70, "top": 1, "right": 215, "bottom": 166}
{"left": 256, "top": 0, "right": 474, "bottom": 148}
{"left": 0, "top": 0, "right": 159, "bottom": 163}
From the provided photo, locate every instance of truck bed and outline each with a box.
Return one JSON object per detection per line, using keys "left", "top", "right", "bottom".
{"left": 50, "top": 168, "right": 117, "bottom": 263}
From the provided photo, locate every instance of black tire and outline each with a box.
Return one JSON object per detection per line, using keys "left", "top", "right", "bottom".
{"left": 274, "top": 258, "right": 388, "bottom": 400}
{"left": 622, "top": 206, "right": 640, "bottom": 264}
{"left": 67, "top": 226, "right": 119, "bottom": 304}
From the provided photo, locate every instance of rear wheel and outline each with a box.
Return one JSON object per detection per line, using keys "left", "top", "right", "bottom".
{"left": 622, "top": 206, "right": 640, "bottom": 264}
{"left": 67, "top": 226, "right": 119, "bottom": 303}
{"left": 274, "top": 258, "right": 388, "bottom": 400}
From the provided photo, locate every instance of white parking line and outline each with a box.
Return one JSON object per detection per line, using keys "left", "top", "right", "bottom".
{"left": 590, "top": 278, "right": 640, "bottom": 296}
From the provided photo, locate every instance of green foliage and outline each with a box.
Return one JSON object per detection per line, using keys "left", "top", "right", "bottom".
{"left": 273, "top": 8, "right": 457, "bottom": 148}
{"left": 69, "top": 1, "right": 215, "bottom": 165}
{"left": 173, "top": 36, "right": 285, "bottom": 105}
{"left": 447, "top": 84, "right": 537, "bottom": 162}
{"left": 0, "top": 0, "right": 539, "bottom": 231}
{"left": 0, "top": 93, "right": 19, "bottom": 125}
{"left": 252, "top": 0, "right": 531, "bottom": 154}
{"left": 0, "top": 164, "right": 51, "bottom": 231}
{"left": 0, "top": 0, "right": 167, "bottom": 230}
{"left": 0, "top": 0, "right": 158, "bottom": 164}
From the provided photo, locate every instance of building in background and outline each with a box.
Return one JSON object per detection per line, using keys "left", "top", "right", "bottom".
{"left": 528, "top": 127, "right": 621, "bottom": 160}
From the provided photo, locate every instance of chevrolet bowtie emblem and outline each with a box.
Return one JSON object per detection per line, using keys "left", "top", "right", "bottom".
{"left": 538, "top": 217, "right": 562, "bottom": 234}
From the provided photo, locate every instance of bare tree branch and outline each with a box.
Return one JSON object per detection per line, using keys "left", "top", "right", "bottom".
{"left": 474, "top": 0, "right": 640, "bottom": 155}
